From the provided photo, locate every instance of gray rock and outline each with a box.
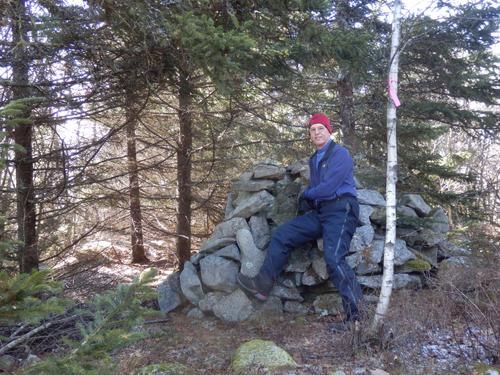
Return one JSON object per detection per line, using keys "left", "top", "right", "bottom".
{"left": 271, "top": 285, "right": 303, "bottom": 302}
{"left": 302, "top": 268, "right": 322, "bottom": 286}
{"left": 362, "top": 240, "right": 385, "bottom": 264}
{"left": 436, "top": 240, "right": 471, "bottom": 258}
{"left": 394, "top": 238, "right": 417, "bottom": 265}
{"left": 199, "top": 237, "right": 235, "bottom": 253}
{"left": 311, "top": 249, "right": 329, "bottom": 280}
{"left": 237, "top": 228, "right": 266, "bottom": 277}
{"left": 190, "top": 251, "right": 204, "bottom": 265}
{"left": 187, "top": 307, "right": 204, "bottom": 319}
{"left": 369, "top": 206, "right": 386, "bottom": 226}
{"left": 397, "top": 205, "right": 421, "bottom": 228}
{"left": 250, "top": 296, "right": 283, "bottom": 320}
{"left": 233, "top": 191, "right": 253, "bottom": 207}
{"left": 396, "top": 227, "right": 420, "bottom": 244}
{"left": 157, "top": 272, "right": 184, "bottom": 313}
{"left": 417, "top": 228, "right": 447, "bottom": 247}
{"left": 253, "top": 164, "right": 286, "bottom": 180}
{"left": 398, "top": 205, "right": 419, "bottom": 219}
{"left": 294, "top": 272, "right": 303, "bottom": 287}
{"left": 283, "top": 301, "right": 309, "bottom": 315}
{"left": 357, "top": 189, "right": 386, "bottom": 206}
{"left": 370, "top": 205, "right": 420, "bottom": 228}
{"left": 428, "top": 207, "right": 450, "bottom": 233}
{"left": 349, "top": 225, "right": 375, "bottom": 253}
{"left": 228, "top": 190, "right": 275, "bottom": 219}
{"left": 355, "top": 261, "right": 381, "bottom": 275}
{"left": 212, "top": 289, "right": 254, "bottom": 322}
{"left": 213, "top": 244, "right": 241, "bottom": 262}
{"left": 286, "top": 159, "right": 308, "bottom": 176}
{"left": 231, "top": 339, "right": 298, "bottom": 374}
{"left": 267, "top": 178, "right": 302, "bottom": 225}
{"left": 212, "top": 217, "right": 250, "bottom": 240}
{"left": 280, "top": 275, "right": 297, "bottom": 288}
{"left": 249, "top": 215, "right": 271, "bottom": 250}
{"left": 199, "top": 255, "right": 239, "bottom": 293}
{"left": 346, "top": 253, "right": 381, "bottom": 275}
{"left": 285, "top": 248, "right": 311, "bottom": 273}
{"left": 358, "top": 274, "right": 422, "bottom": 289}
{"left": 317, "top": 238, "right": 324, "bottom": 252}
{"left": 198, "top": 292, "right": 225, "bottom": 313}
{"left": 354, "top": 176, "right": 363, "bottom": 189}
{"left": 346, "top": 252, "right": 358, "bottom": 269}
{"left": 399, "top": 194, "right": 431, "bottom": 216}
{"left": 232, "top": 179, "right": 275, "bottom": 192}
{"left": 410, "top": 246, "right": 438, "bottom": 267}
{"left": 313, "top": 293, "right": 343, "bottom": 316}
{"left": 224, "top": 192, "right": 235, "bottom": 220}
{"left": 359, "top": 204, "right": 374, "bottom": 226}
{"left": 179, "top": 261, "right": 205, "bottom": 305}
{"left": 239, "top": 171, "right": 254, "bottom": 181}
{"left": 370, "top": 238, "right": 416, "bottom": 266}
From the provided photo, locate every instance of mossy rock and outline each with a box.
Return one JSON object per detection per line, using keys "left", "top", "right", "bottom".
{"left": 133, "top": 363, "right": 190, "bottom": 375}
{"left": 231, "top": 339, "right": 298, "bottom": 374}
{"left": 474, "top": 363, "right": 500, "bottom": 375}
{"left": 404, "top": 259, "right": 432, "bottom": 271}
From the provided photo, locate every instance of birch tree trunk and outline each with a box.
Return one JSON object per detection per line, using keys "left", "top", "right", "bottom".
{"left": 372, "top": 0, "right": 402, "bottom": 331}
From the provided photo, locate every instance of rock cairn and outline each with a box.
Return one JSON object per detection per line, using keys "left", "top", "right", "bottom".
{"left": 157, "top": 159, "right": 467, "bottom": 322}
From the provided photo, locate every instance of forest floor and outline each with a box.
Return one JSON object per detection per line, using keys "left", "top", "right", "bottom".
{"left": 52, "top": 241, "right": 498, "bottom": 375}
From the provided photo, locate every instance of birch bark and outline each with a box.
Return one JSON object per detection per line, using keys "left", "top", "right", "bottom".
{"left": 372, "top": 0, "right": 402, "bottom": 331}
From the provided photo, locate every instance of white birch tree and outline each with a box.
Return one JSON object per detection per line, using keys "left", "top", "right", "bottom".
{"left": 371, "top": 0, "right": 402, "bottom": 332}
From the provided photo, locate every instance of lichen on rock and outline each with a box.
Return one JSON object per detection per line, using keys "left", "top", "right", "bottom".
{"left": 230, "top": 339, "right": 297, "bottom": 374}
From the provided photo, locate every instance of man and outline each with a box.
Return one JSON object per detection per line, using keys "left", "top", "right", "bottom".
{"left": 237, "top": 113, "right": 363, "bottom": 332}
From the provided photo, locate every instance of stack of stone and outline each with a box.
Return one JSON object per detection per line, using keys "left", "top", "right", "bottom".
{"left": 157, "top": 159, "right": 463, "bottom": 322}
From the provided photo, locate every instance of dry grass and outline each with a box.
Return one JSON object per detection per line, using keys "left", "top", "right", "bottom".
{"left": 42, "top": 234, "right": 498, "bottom": 375}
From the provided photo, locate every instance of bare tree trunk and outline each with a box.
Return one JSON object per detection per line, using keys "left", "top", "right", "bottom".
{"left": 10, "top": 0, "right": 38, "bottom": 273}
{"left": 125, "top": 90, "right": 148, "bottom": 264}
{"left": 372, "top": 0, "right": 402, "bottom": 332}
{"left": 176, "top": 70, "right": 193, "bottom": 268}
{"left": 338, "top": 73, "right": 358, "bottom": 153}
{"left": 334, "top": 0, "right": 358, "bottom": 154}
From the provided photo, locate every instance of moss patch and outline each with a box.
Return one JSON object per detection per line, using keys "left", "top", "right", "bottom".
{"left": 231, "top": 339, "right": 298, "bottom": 374}
{"left": 404, "top": 259, "right": 432, "bottom": 271}
{"left": 474, "top": 363, "right": 500, "bottom": 375}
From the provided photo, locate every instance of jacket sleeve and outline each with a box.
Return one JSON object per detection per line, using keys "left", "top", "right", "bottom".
{"left": 303, "top": 146, "right": 352, "bottom": 201}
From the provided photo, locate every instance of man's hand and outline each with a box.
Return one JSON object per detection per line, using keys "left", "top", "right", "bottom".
{"left": 297, "top": 193, "right": 313, "bottom": 215}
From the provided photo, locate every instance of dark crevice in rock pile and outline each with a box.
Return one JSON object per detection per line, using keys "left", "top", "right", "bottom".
{"left": 158, "top": 159, "right": 469, "bottom": 322}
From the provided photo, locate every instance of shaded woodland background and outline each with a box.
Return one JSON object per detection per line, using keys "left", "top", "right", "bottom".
{"left": 0, "top": 0, "right": 499, "bottom": 373}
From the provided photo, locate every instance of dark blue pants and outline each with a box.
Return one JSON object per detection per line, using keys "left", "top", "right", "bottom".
{"left": 260, "top": 197, "right": 362, "bottom": 319}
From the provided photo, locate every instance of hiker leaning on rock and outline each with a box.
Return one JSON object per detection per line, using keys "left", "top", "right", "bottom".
{"left": 237, "top": 113, "right": 363, "bottom": 332}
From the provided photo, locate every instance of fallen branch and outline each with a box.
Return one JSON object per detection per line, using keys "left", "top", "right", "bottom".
{"left": 0, "top": 315, "right": 78, "bottom": 356}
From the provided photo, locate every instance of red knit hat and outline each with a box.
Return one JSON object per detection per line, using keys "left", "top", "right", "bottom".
{"left": 308, "top": 113, "right": 332, "bottom": 133}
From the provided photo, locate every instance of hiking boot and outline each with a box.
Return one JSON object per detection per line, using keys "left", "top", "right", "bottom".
{"left": 330, "top": 318, "right": 359, "bottom": 333}
{"left": 237, "top": 273, "right": 272, "bottom": 301}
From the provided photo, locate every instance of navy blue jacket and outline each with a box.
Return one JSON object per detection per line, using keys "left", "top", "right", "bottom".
{"left": 303, "top": 141, "right": 357, "bottom": 202}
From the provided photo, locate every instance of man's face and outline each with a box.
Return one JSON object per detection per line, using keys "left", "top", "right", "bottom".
{"left": 309, "top": 123, "right": 331, "bottom": 149}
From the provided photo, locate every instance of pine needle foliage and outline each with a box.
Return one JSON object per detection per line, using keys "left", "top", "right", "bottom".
{"left": 21, "top": 268, "right": 160, "bottom": 375}
{"left": 0, "top": 270, "right": 70, "bottom": 326}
